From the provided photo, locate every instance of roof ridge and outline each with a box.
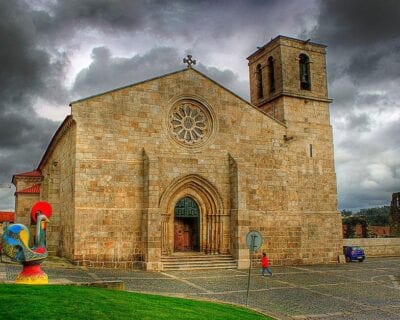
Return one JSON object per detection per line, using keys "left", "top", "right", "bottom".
{"left": 12, "top": 169, "right": 43, "bottom": 185}
{"left": 13, "top": 169, "right": 42, "bottom": 177}
{"left": 69, "top": 67, "right": 285, "bottom": 127}
{"left": 69, "top": 67, "right": 190, "bottom": 105}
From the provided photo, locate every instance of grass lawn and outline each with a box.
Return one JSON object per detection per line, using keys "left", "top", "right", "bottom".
{"left": 0, "top": 284, "right": 272, "bottom": 319}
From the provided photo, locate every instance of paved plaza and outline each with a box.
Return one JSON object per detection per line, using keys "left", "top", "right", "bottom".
{"left": 1, "top": 257, "right": 400, "bottom": 319}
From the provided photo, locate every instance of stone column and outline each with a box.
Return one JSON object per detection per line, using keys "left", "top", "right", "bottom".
{"left": 142, "top": 150, "right": 162, "bottom": 271}
{"left": 229, "top": 155, "right": 250, "bottom": 268}
{"left": 161, "top": 214, "right": 170, "bottom": 255}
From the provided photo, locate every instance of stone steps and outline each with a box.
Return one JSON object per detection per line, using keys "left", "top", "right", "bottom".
{"left": 161, "top": 253, "right": 237, "bottom": 271}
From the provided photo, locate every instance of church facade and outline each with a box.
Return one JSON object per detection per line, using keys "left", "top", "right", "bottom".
{"left": 13, "top": 36, "right": 343, "bottom": 270}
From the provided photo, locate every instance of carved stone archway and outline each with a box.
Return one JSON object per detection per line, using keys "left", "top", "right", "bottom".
{"left": 159, "top": 174, "right": 226, "bottom": 256}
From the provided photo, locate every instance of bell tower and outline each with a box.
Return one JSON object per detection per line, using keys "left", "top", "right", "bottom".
{"left": 248, "top": 35, "right": 339, "bottom": 220}
{"left": 247, "top": 35, "right": 331, "bottom": 123}
{"left": 247, "top": 36, "right": 335, "bottom": 178}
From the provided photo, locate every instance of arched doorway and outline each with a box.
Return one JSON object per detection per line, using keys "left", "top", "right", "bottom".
{"left": 159, "top": 174, "right": 227, "bottom": 256}
{"left": 174, "top": 197, "right": 200, "bottom": 252}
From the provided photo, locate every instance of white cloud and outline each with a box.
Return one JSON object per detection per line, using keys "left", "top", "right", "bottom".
{"left": 33, "top": 98, "right": 70, "bottom": 121}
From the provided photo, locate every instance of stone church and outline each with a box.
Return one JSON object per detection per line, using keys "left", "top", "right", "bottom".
{"left": 12, "top": 36, "right": 342, "bottom": 270}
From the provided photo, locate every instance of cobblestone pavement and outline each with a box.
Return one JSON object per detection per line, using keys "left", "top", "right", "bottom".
{"left": 1, "top": 257, "right": 400, "bottom": 319}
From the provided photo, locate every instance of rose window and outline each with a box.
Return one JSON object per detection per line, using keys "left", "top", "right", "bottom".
{"left": 170, "top": 103, "right": 209, "bottom": 145}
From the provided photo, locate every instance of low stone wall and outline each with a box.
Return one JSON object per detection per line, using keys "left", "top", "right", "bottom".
{"left": 343, "top": 238, "right": 400, "bottom": 257}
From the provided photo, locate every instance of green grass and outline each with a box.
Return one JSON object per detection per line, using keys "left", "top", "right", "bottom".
{"left": 0, "top": 284, "right": 272, "bottom": 319}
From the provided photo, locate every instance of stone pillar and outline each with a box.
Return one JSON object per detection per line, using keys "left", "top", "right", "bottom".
{"left": 216, "top": 213, "right": 221, "bottom": 254}
{"left": 142, "top": 150, "right": 162, "bottom": 271}
{"left": 161, "top": 214, "right": 170, "bottom": 255}
{"left": 205, "top": 213, "right": 222, "bottom": 255}
{"left": 236, "top": 209, "right": 250, "bottom": 269}
{"left": 229, "top": 154, "right": 250, "bottom": 268}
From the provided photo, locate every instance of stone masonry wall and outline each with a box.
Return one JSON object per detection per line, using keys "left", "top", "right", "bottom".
{"left": 247, "top": 37, "right": 342, "bottom": 266}
{"left": 248, "top": 42, "right": 283, "bottom": 107}
{"left": 40, "top": 120, "right": 76, "bottom": 259}
{"left": 279, "top": 38, "right": 328, "bottom": 100}
{"left": 344, "top": 238, "right": 400, "bottom": 257}
{"left": 248, "top": 36, "right": 329, "bottom": 113}
{"left": 70, "top": 69, "right": 289, "bottom": 268}
{"left": 284, "top": 96, "right": 337, "bottom": 213}
{"left": 252, "top": 212, "right": 342, "bottom": 265}
{"left": 68, "top": 67, "right": 342, "bottom": 268}
{"left": 13, "top": 178, "right": 41, "bottom": 194}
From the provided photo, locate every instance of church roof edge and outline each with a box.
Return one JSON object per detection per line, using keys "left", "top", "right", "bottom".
{"left": 37, "top": 115, "right": 74, "bottom": 171}
{"left": 13, "top": 169, "right": 42, "bottom": 178}
{"left": 69, "top": 66, "right": 286, "bottom": 128}
{"left": 12, "top": 169, "right": 43, "bottom": 185}
{"left": 188, "top": 68, "right": 286, "bottom": 128}
{"left": 69, "top": 68, "right": 190, "bottom": 106}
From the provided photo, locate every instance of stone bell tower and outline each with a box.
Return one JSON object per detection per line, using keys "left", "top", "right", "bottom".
{"left": 248, "top": 36, "right": 342, "bottom": 262}
{"left": 247, "top": 35, "right": 331, "bottom": 123}
{"left": 247, "top": 36, "right": 335, "bottom": 167}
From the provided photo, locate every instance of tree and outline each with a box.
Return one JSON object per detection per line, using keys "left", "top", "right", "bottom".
{"left": 341, "top": 209, "right": 353, "bottom": 217}
{"left": 358, "top": 206, "right": 390, "bottom": 226}
{"left": 342, "top": 216, "right": 369, "bottom": 238}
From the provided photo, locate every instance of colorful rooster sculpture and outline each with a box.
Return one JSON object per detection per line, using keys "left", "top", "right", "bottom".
{"left": 2, "top": 201, "right": 52, "bottom": 284}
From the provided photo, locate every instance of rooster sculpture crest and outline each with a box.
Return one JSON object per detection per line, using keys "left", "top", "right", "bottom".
{"left": 2, "top": 201, "right": 52, "bottom": 284}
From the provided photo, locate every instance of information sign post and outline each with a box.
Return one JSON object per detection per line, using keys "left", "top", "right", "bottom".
{"left": 245, "top": 231, "right": 263, "bottom": 307}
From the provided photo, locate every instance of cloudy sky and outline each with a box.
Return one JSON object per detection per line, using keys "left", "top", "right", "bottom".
{"left": 0, "top": 0, "right": 399, "bottom": 212}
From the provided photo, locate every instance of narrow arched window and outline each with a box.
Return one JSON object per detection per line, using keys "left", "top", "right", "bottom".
{"left": 256, "top": 64, "right": 264, "bottom": 99}
{"left": 268, "top": 56, "right": 275, "bottom": 93}
{"left": 299, "top": 54, "right": 311, "bottom": 90}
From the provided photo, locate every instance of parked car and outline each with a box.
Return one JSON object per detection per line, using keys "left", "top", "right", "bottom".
{"left": 343, "top": 245, "right": 365, "bottom": 262}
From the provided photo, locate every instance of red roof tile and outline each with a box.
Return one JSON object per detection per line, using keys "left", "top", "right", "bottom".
{"left": 16, "top": 184, "right": 41, "bottom": 194}
{"left": 13, "top": 170, "right": 42, "bottom": 178}
{"left": 0, "top": 211, "right": 14, "bottom": 223}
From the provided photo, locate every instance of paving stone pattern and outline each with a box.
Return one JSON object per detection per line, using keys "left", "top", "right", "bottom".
{"left": 1, "top": 257, "right": 400, "bottom": 319}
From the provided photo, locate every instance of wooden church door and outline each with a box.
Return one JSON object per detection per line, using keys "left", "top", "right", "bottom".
{"left": 173, "top": 197, "right": 199, "bottom": 252}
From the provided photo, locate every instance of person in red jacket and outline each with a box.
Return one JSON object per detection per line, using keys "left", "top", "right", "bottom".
{"left": 260, "top": 252, "right": 273, "bottom": 276}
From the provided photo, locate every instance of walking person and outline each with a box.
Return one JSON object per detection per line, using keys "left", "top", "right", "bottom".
{"left": 260, "top": 252, "right": 273, "bottom": 277}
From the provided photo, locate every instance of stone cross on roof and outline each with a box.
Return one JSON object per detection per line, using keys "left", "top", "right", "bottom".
{"left": 183, "top": 55, "right": 196, "bottom": 68}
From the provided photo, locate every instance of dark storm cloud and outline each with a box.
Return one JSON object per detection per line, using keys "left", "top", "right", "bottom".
{"left": 197, "top": 64, "right": 249, "bottom": 99}
{"left": 72, "top": 46, "right": 182, "bottom": 98}
{"left": 345, "top": 113, "right": 371, "bottom": 132}
{"left": 311, "top": 0, "right": 400, "bottom": 210}
{"left": 0, "top": 2, "right": 69, "bottom": 108}
{"left": 0, "top": 1, "right": 61, "bottom": 193}
{"left": 313, "top": 0, "right": 400, "bottom": 83}
{"left": 0, "top": 113, "right": 57, "bottom": 210}
{"left": 0, "top": 4, "right": 48, "bottom": 109}
{"left": 356, "top": 93, "right": 382, "bottom": 107}
{"left": 33, "top": 0, "right": 283, "bottom": 45}
{"left": 72, "top": 46, "right": 249, "bottom": 100}
{"left": 31, "top": 0, "right": 197, "bottom": 41}
{"left": 315, "top": 0, "right": 400, "bottom": 47}
{"left": 334, "top": 114, "right": 400, "bottom": 210}
{"left": 0, "top": 114, "right": 35, "bottom": 147}
{"left": 35, "top": 0, "right": 152, "bottom": 39}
